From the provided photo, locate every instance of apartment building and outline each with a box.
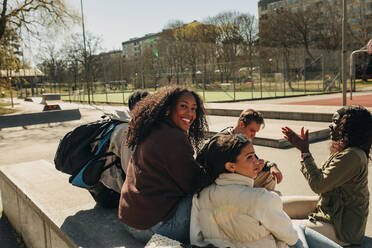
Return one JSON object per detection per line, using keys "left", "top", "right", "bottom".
{"left": 258, "top": 0, "right": 372, "bottom": 38}
{"left": 121, "top": 33, "right": 159, "bottom": 59}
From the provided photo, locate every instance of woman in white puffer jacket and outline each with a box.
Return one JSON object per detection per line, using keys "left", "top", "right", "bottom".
{"left": 190, "top": 134, "right": 341, "bottom": 248}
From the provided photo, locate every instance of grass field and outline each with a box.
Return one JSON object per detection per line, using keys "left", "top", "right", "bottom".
{"left": 61, "top": 90, "right": 322, "bottom": 104}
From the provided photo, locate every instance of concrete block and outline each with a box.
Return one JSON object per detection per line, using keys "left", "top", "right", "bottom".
{"left": 50, "top": 227, "right": 74, "bottom": 248}
{"left": 207, "top": 115, "right": 330, "bottom": 148}
{"left": 0, "top": 160, "right": 143, "bottom": 248}
{"left": 205, "top": 107, "right": 333, "bottom": 122}
{"left": 0, "top": 109, "right": 81, "bottom": 129}
{"left": 41, "top": 94, "right": 61, "bottom": 104}
{"left": 19, "top": 199, "right": 46, "bottom": 248}
{"left": 0, "top": 179, "right": 21, "bottom": 233}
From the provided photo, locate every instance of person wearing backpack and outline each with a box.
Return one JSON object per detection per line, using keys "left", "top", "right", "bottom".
{"left": 88, "top": 91, "right": 149, "bottom": 208}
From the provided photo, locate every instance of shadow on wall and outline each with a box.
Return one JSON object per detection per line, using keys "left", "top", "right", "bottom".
{"left": 0, "top": 215, "right": 21, "bottom": 248}
{"left": 61, "top": 206, "right": 144, "bottom": 248}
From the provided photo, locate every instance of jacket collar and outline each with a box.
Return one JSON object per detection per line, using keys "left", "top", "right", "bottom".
{"left": 215, "top": 173, "right": 254, "bottom": 187}
{"left": 163, "top": 118, "right": 187, "bottom": 133}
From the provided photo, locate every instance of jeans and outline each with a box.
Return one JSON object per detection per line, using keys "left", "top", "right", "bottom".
{"left": 122, "top": 195, "right": 193, "bottom": 244}
{"left": 290, "top": 224, "right": 342, "bottom": 248}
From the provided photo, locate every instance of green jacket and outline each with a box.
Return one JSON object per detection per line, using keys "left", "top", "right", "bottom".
{"left": 301, "top": 147, "right": 369, "bottom": 244}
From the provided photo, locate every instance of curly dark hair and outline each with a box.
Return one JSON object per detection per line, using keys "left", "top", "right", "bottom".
{"left": 126, "top": 85, "right": 208, "bottom": 152}
{"left": 333, "top": 106, "right": 372, "bottom": 158}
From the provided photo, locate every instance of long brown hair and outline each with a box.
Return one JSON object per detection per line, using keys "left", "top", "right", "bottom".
{"left": 126, "top": 85, "right": 208, "bottom": 152}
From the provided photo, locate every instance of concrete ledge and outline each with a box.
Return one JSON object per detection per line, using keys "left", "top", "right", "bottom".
{"left": 0, "top": 160, "right": 142, "bottom": 248}
{"left": 206, "top": 108, "right": 332, "bottom": 122}
{"left": 0, "top": 109, "right": 81, "bottom": 129}
{"left": 207, "top": 115, "right": 330, "bottom": 148}
{"left": 208, "top": 128, "right": 329, "bottom": 148}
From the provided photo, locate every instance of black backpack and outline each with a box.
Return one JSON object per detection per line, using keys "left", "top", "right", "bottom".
{"left": 54, "top": 117, "right": 124, "bottom": 189}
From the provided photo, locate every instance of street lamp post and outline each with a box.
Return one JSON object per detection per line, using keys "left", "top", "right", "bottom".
{"left": 80, "top": 0, "right": 90, "bottom": 104}
{"left": 342, "top": 0, "right": 347, "bottom": 106}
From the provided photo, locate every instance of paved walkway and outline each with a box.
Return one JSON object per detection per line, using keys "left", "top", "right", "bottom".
{"left": 1, "top": 89, "right": 372, "bottom": 247}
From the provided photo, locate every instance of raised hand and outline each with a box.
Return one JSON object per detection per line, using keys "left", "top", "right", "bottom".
{"left": 270, "top": 165, "right": 283, "bottom": 184}
{"left": 282, "top": 126, "right": 309, "bottom": 153}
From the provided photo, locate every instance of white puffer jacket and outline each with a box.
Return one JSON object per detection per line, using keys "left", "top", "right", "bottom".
{"left": 190, "top": 173, "right": 298, "bottom": 248}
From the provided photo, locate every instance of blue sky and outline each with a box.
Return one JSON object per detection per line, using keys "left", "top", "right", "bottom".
{"left": 66, "top": 0, "right": 259, "bottom": 51}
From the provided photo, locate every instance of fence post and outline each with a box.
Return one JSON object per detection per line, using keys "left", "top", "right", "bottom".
{"left": 322, "top": 54, "right": 325, "bottom": 92}
{"left": 259, "top": 65, "right": 263, "bottom": 99}
{"left": 233, "top": 72, "right": 236, "bottom": 101}
{"left": 203, "top": 79, "right": 205, "bottom": 102}
{"left": 251, "top": 75, "right": 254, "bottom": 100}
{"left": 105, "top": 83, "right": 108, "bottom": 104}
{"left": 122, "top": 89, "right": 125, "bottom": 105}
{"left": 304, "top": 51, "right": 307, "bottom": 94}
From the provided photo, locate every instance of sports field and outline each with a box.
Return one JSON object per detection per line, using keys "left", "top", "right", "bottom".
{"left": 61, "top": 90, "right": 322, "bottom": 104}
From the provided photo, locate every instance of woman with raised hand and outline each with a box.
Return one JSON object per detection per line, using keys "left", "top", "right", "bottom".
{"left": 282, "top": 106, "right": 372, "bottom": 246}
{"left": 118, "top": 85, "right": 208, "bottom": 244}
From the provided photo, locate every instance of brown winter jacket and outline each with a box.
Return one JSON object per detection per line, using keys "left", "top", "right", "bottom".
{"left": 118, "top": 120, "right": 203, "bottom": 229}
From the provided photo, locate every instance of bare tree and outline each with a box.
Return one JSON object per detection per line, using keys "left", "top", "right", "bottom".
{"left": 0, "top": 0, "right": 78, "bottom": 41}
{"left": 63, "top": 32, "right": 103, "bottom": 83}
{"left": 236, "top": 13, "right": 258, "bottom": 85}
{"left": 207, "top": 11, "right": 245, "bottom": 84}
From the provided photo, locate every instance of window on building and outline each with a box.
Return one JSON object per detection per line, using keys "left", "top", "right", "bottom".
{"left": 351, "top": 18, "right": 359, "bottom": 24}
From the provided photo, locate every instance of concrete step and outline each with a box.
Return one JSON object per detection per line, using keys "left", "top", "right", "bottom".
{"left": 0, "top": 160, "right": 143, "bottom": 248}
{"left": 205, "top": 103, "right": 339, "bottom": 122}
{"left": 207, "top": 115, "right": 330, "bottom": 148}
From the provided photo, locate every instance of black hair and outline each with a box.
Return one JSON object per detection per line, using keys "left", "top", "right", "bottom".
{"left": 128, "top": 91, "right": 149, "bottom": 111}
{"left": 338, "top": 106, "right": 372, "bottom": 158}
{"left": 197, "top": 134, "right": 252, "bottom": 194}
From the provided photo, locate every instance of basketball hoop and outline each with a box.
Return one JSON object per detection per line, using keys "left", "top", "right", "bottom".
{"left": 368, "top": 39, "right": 372, "bottom": 55}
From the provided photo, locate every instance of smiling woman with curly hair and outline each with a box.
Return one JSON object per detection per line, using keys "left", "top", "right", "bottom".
{"left": 118, "top": 85, "right": 208, "bottom": 244}
{"left": 126, "top": 85, "right": 208, "bottom": 152}
{"left": 282, "top": 106, "right": 372, "bottom": 246}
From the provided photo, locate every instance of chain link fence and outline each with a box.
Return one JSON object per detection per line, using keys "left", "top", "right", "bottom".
{"left": 12, "top": 47, "right": 359, "bottom": 104}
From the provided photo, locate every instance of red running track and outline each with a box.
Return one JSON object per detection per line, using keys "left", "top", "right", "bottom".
{"left": 286, "top": 94, "right": 372, "bottom": 107}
